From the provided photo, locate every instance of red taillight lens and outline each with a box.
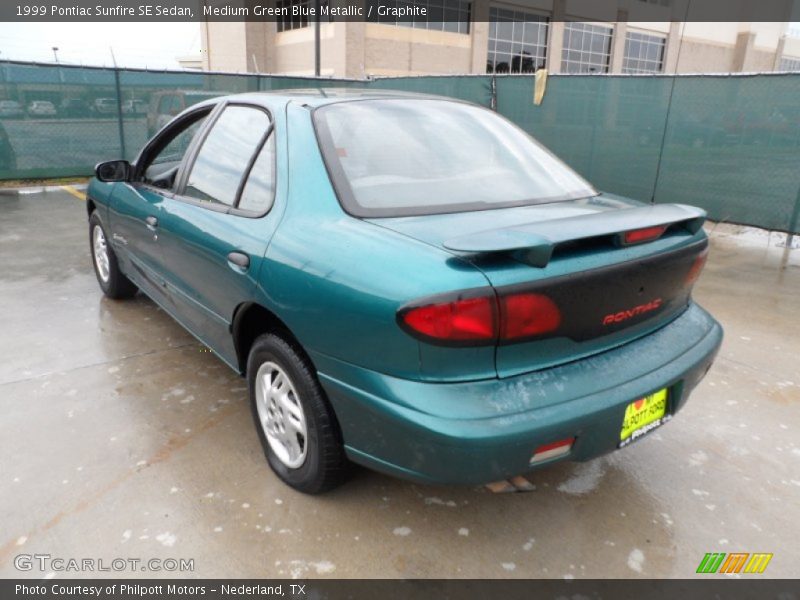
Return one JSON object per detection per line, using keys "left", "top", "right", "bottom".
{"left": 684, "top": 249, "right": 708, "bottom": 287}
{"left": 500, "top": 292, "right": 561, "bottom": 340}
{"left": 400, "top": 291, "right": 562, "bottom": 345}
{"left": 623, "top": 225, "right": 668, "bottom": 245}
{"left": 400, "top": 295, "right": 496, "bottom": 342}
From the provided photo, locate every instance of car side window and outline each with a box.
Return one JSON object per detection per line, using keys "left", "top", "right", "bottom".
{"left": 238, "top": 133, "right": 276, "bottom": 214}
{"left": 141, "top": 112, "right": 209, "bottom": 190}
{"left": 183, "top": 106, "right": 271, "bottom": 207}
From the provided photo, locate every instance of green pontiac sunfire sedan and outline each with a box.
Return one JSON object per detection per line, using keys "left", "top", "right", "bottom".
{"left": 88, "top": 90, "right": 722, "bottom": 493}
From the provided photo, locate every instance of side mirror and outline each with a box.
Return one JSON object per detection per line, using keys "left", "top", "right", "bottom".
{"left": 95, "top": 160, "right": 131, "bottom": 182}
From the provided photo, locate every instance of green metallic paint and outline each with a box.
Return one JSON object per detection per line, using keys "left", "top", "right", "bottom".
{"left": 87, "top": 91, "right": 723, "bottom": 486}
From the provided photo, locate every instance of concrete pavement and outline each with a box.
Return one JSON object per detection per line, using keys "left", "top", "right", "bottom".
{"left": 1, "top": 189, "right": 798, "bottom": 578}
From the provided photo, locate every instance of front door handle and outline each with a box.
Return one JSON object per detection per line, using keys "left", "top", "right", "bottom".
{"left": 227, "top": 251, "right": 250, "bottom": 270}
{"left": 145, "top": 215, "right": 158, "bottom": 231}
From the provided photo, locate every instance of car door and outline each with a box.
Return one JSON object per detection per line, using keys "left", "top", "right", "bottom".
{"left": 107, "top": 106, "right": 215, "bottom": 307}
{"left": 155, "top": 102, "right": 281, "bottom": 367}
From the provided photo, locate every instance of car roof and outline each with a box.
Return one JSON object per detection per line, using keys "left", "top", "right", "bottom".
{"left": 204, "top": 87, "right": 462, "bottom": 109}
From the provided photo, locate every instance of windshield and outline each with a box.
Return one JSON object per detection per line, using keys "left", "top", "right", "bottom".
{"left": 314, "top": 98, "right": 596, "bottom": 217}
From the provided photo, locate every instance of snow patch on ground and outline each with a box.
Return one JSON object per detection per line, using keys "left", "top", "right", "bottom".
{"left": 522, "top": 538, "right": 535, "bottom": 551}
{"left": 627, "top": 548, "right": 644, "bottom": 573}
{"left": 155, "top": 532, "right": 177, "bottom": 547}
{"left": 425, "top": 497, "right": 457, "bottom": 508}
{"left": 557, "top": 461, "right": 606, "bottom": 495}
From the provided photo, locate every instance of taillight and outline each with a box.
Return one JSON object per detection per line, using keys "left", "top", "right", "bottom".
{"left": 399, "top": 295, "right": 496, "bottom": 343}
{"left": 684, "top": 249, "right": 708, "bottom": 287}
{"left": 622, "top": 225, "right": 668, "bottom": 245}
{"left": 399, "top": 290, "right": 562, "bottom": 345}
{"left": 500, "top": 292, "right": 561, "bottom": 340}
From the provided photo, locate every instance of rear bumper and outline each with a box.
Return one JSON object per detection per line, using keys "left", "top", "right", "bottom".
{"left": 317, "top": 302, "right": 723, "bottom": 485}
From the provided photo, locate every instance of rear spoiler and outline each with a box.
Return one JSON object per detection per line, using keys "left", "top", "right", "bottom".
{"left": 443, "top": 203, "right": 706, "bottom": 267}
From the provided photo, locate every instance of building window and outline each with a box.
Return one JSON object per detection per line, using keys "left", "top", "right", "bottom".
{"left": 277, "top": 0, "right": 310, "bottom": 32}
{"left": 561, "top": 22, "right": 613, "bottom": 74}
{"left": 778, "top": 56, "right": 800, "bottom": 71}
{"left": 622, "top": 31, "right": 666, "bottom": 74}
{"left": 486, "top": 5, "right": 549, "bottom": 74}
{"left": 376, "top": 1, "right": 471, "bottom": 34}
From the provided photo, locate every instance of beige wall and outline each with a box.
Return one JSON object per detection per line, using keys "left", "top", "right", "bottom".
{"left": 782, "top": 35, "right": 800, "bottom": 59}
{"left": 363, "top": 24, "right": 473, "bottom": 76}
{"left": 202, "top": 21, "right": 248, "bottom": 72}
{"left": 202, "top": 14, "right": 796, "bottom": 78}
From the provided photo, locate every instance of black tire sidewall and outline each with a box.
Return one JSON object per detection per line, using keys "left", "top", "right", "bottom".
{"left": 247, "top": 335, "right": 336, "bottom": 493}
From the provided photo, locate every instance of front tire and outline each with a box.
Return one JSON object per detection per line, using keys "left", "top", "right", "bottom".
{"left": 89, "top": 212, "right": 137, "bottom": 299}
{"left": 247, "top": 333, "right": 349, "bottom": 494}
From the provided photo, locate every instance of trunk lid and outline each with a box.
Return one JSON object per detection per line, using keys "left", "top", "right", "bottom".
{"left": 369, "top": 194, "right": 708, "bottom": 377}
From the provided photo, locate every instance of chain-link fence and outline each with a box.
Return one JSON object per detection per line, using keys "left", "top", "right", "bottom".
{"left": 1, "top": 61, "right": 799, "bottom": 233}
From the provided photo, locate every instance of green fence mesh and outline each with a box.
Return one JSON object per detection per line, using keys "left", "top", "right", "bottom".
{"left": 1, "top": 61, "right": 799, "bottom": 233}
{"left": 656, "top": 75, "right": 800, "bottom": 233}
{"left": 370, "top": 75, "right": 493, "bottom": 106}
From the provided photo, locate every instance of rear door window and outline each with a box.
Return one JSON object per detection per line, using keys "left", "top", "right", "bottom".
{"left": 238, "top": 133, "right": 276, "bottom": 214}
{"left": 183, "top": 106, "right": 271, "bottom": 207}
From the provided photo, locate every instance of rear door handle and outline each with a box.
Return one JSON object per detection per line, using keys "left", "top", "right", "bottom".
{"left": 227, "top": 251, "right": 250, "bottom": 270}
{"left": 145, "top": 216, "right": 158, "bottom": 231}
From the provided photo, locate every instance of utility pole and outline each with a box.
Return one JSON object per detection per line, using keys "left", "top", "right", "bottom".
{"left": 314, "top": 0, "right": 321, "bottom": 77}
{"left": 52, "top": 46, "right": 59, "bottom": 63}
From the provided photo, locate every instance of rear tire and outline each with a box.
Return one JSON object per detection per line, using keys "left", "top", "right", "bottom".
{"left": 89, "top": 212, "right": 137, "bottom": 299}
{"left": 247, "top": 333, "right": 349, "bottom": 494}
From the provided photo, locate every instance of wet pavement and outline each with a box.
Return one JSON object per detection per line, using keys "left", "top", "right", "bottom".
{"left": 1, "top": 189, "right": 798, "bottom": 579}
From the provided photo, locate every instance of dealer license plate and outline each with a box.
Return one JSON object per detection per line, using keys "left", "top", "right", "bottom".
{"left": 619, "top": 388, "right": 669, "bottom": 448}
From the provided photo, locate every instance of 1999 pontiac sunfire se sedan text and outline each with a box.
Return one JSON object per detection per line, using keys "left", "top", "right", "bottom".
{"left": 88, "top": 90, "right": 723, "bottom": 494}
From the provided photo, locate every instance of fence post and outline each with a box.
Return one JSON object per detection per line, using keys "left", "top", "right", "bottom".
{"left": 490, "top": 74, "right": 497, "bottom": 111}
{"left": 787, "top": 183, "right": 800, "bottom": 248}
{"left": 113, "top": 66, "right": 126, "bottom": 159}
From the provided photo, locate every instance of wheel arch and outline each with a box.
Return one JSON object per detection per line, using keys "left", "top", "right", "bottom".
{"left": 231, "top": 302, "right": 307, "bottom": 375}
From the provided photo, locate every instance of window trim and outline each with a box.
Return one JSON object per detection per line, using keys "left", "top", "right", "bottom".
{"left": 622, "top": 29, "right": 667, "bottom": 74}
{"left": 172, "top": 100, "right": 278, "bottom": 219}
{"left": 560, "top": 20, "right": 615, "bottom": 75}
{"left": 487, "top": 3, "right": 550, "bottom": 74}
{"left": 778, "top": 56, "right": 800, "bottom": 71}
{"left": 132, "top": 102, "right": 220, "bottom": 196}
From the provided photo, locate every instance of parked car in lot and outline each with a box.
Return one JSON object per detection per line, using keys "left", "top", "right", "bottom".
{"left": 93, "top": 97, "right": 118, "bottom": 115}
{"left": 60, "top": 98, "right": 92, "bottom": 118}
{"left": 122, "top": 99, "right": 148, "bottom": 115}
{"left": 0, "top": 100, "right": 25, "bottom": 119}
{"left": 26, "top": 100, "right": 56, "bottom": 118}
{"left": 87, "top": 90, "right": 722, "bottom": 494}
{"left": 146, "top": 90, "right": 221, "bottom": 136}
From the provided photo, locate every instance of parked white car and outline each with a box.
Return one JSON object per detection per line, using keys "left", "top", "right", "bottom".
{"left": 27, "top": 100, "right": 57, "bottom": 117}
{"left": 93, "top": 97, "right": 118, "bottom": 115}
{"left": 0, "top": 100, "right": 25, "bottom": 118}
{"left": 122, "top": 99, "right": 147, "bottom": 115}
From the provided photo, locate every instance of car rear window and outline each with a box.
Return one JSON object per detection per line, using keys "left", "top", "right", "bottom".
{"left": 313, "top": 99, "right": 596, "bottom": 217}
